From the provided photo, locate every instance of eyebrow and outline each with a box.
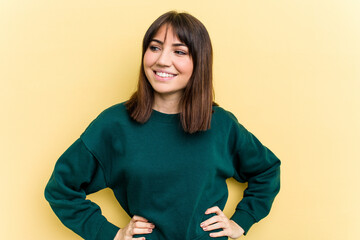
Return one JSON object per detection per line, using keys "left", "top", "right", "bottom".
{"left": 151, "top": 39, "right": 187, "bottom": 47}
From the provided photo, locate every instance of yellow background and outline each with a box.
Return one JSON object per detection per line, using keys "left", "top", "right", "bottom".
{"left": 1, "top": 0, "right": 359, "bottom": 239}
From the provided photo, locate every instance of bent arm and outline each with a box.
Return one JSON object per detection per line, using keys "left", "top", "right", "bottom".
{"left": 230, "top": 123, "right": 281, "bottom": 235}
{"left": 44, "top": 138, "right": 119, "bottom": 240}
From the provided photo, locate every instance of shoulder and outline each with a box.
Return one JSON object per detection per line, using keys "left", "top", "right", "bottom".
{"left": 87, "top": 101, "right": 131, "bottom": 126}
{"left": 95, "top": 101, "right": 128, "bottom": 121}
{"left": 211, "top": 105, "right": 248, "bottom": 135}
{"left": 212, "top": 105, "right": 241, "bottom": 125}
{"left": 80, "top": 101, "right": 132, "bottom": 138}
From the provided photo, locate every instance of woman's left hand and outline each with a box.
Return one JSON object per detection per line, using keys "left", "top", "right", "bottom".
{"left": 200, "top": 206, "right": 245, "bottom": 239}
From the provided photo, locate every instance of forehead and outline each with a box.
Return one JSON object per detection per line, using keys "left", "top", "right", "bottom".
{"left": 152, "top": 24, "right": 182, "bottom": 43}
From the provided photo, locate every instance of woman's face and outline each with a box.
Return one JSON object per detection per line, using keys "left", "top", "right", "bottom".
{"left": 143, "top": 25, "right": 193, "bottom": 101}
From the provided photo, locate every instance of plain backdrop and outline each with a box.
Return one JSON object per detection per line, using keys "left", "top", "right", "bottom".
{"left": 1, "top": 0, "right": 359, "bottom": 239}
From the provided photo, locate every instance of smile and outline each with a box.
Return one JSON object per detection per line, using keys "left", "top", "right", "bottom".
{"left": 154, "top": 71, "right": 177, "bottom": 78}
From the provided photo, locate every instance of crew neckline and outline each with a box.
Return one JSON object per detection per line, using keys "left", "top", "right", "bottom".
{"left": 150, "top": 109, "right": 180, "bottom": 123}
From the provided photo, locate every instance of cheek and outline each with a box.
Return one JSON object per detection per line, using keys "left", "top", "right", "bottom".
{"left": 176, "top": 59, "right": 193, "bottom": 76}
{"left": 143, "top": 51, "right": 155, "bottom": 69}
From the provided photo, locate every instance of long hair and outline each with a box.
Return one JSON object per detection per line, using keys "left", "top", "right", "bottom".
{"left": 126, "top": 11, "right": 218, "bottom": 134}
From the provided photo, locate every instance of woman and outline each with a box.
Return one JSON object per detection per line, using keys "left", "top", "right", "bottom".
{"left": 45, "top": 11, "right": 281, "bottom": 240}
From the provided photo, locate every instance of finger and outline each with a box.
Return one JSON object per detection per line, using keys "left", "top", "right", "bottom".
{"left": 200, "top": 215, "right": 222, "bottom": 228}
{"left": 202, "top": 222, "right": 226, "bottom": 232}
{"left": 131, "top": 226, "right": 154, "bottom": 235}
{"left": 132, "top": 215, "right": 149, "bottom": 222}
{"left": 133, "top": 238, "right": 146, "bottom": 240}
{"left": 209, "top": 230, "right": 227, "bottom": 238}
{"left": 133, "top": 221, "right": 155, "bottom": 229}
{"left": 205, "top": 206, "right": 224, "bottom": 216}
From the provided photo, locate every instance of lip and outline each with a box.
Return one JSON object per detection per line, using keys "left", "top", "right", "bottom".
{"left": 152, "top": 70, "right": 177, "bottom": 81}
{"left": 153, "top": 69, "right": 177, "bottom": 75}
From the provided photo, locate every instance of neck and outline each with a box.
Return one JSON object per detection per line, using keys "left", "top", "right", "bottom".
{"left": 153, "top": 93, "right": 181, "bottom": 114}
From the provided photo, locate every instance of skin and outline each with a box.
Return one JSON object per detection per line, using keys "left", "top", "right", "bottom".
{"left": 113, "top": 206, "right": 244, "bottom": 240}
{"left": 143, "top": 24, "right": 193, "bottom": 114}
{"left": 200, "top": 206, "right": 245, "bottom": 239}
{"left": 114, "top": 215, "right": 154, "bottom": 240}
{"left": 114, "top": 25, "right": 244, "bottom": 240}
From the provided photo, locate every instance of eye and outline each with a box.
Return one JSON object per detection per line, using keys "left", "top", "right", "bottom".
{"left": 149, "top": 45, "right": 160, "bottom": 51}
{"left": 175, "top": 50, "right": 187, "bottom": 55}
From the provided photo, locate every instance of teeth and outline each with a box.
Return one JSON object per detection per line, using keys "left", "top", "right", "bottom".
{"left": 156, "top": 71, "right": 175, "bottom": 78}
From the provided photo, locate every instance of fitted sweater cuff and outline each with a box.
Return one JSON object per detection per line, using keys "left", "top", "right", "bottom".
{"left": 95, "top": 221, "right": 120, "bottom": 240}
{"left": 230, "top": 210, "right": 257, "bottom": 235}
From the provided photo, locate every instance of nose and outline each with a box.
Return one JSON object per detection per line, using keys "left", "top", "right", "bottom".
{"left": 156, "top": 50, "right": 171, "bottom": 67}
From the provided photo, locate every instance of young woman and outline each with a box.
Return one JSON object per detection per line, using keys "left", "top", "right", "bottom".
{"left": 45, "top": 11, "right": 281, "bottom": 240}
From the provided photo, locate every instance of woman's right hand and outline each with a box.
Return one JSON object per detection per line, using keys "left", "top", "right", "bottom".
{"left": 113, "top": 215, "right": 155, "bottom": 240}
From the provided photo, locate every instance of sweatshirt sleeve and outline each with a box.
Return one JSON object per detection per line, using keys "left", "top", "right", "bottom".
{"left": 228, "top": 114, "right": 281, "bottom": 235}
{"left": 44, "top": 138, "right": 120, "bottom": 240}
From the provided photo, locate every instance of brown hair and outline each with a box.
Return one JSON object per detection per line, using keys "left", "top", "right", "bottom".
{"left": 125, "top": 11, "right": 218, "bottom": 133}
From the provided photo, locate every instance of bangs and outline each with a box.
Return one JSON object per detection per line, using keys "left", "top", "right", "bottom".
{"left": 128, "top": 11, "right": 215, "bottom": 133}
{"left": 142, "top": 12, "right": 201, "bottom": 60}
{"left": 166, "top": 18, "right": 195, "bottom": 57}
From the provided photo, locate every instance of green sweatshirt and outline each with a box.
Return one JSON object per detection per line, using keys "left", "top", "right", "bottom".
{"left": 44, "top": 102, "right": 280, "bottom": 240}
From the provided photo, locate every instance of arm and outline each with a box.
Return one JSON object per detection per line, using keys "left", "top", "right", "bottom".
{"left": 229, "top": 120, "right": 281, "bottom": 235}
{"left": 44, "top": 138, "right": 119, "bottom": 240}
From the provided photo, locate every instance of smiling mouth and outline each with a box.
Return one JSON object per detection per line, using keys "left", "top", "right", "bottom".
{"left": 154, "top": 71, "right": 177, "bottom": 78}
